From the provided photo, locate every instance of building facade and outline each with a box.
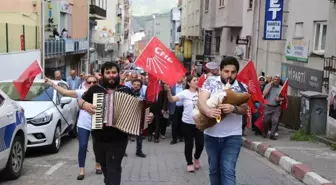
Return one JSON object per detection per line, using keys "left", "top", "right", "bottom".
{"left": 0, "top": 0, "right": 42, "bottom": 80}
{"left": 325, "top": 1, "right": 336, "bottom": 141}
{"left": 145, "top": 13, "right": 171, "bottom": 48}
{"left": 44, "top": 0, "right": 90, "bottom": 78}
{"left": 91, "top": 0, "right": 118, "bottom": 71}
{"left": 202, "top": 0, "right": 244, "bottom": 59}
{"left": 181, "top": 0, "right": 203, "bottom": 62}
{"left": 170, "top": 7, "right": 180, "bottom": 50}
{"left": 113, "top": 0, "right": 131, "bottom": 58}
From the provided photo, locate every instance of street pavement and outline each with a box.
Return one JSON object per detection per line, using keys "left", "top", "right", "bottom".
{"left": 246, "top": 126, "right": 336, "bottom": 184}
{"left": 1, "top": 134, "right": 304, "bottom": 185}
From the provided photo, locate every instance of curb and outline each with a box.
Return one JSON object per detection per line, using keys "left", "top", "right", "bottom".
{"left": 242, "top": 137, "right": 335, "bottom": 185}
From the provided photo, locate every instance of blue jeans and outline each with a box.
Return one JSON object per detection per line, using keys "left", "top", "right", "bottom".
{"left": 205, "top": 135, "right": 242, "bottom": 185}
{"left": 78, "top": 127, "right": 97, "bottom": 168}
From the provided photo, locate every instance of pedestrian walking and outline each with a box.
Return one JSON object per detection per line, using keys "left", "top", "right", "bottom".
{"left": 198, "top": 56, "right": 248, "bottom": 185}
{"left": 45, "top": 75, "right": 102, "bottom": 180}
{"left": 165, "top": 76, "right": 204, "bottom": 173}
{"left": 262, "top": 75, "right": 284, "bottom": 140}
{"left": 77, "top": 62, "right": 154, "bottom": 185}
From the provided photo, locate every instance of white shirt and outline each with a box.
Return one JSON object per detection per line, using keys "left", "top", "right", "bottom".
{"left": 176, "top": 90, "right": 198, "bottom": 124}
{"left": 201, "top": 76, "right": 247, "bottom": 137}
{"left": 75, "top": 90, "right": 92, "bottom": 131}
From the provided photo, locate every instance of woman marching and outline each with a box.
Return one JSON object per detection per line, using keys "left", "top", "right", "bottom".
{"left": 164, "top": 76, "right": 204, "bottom": 172}
{"left": 45, "top": 75, "right": 102, "bottom": 180}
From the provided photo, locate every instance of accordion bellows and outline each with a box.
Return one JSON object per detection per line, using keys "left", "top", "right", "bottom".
{"left": 92, "top": 92, "right": 149, "bottom": 136}
{"left": 193, "top": 88, "right": 251, "bottom": 131}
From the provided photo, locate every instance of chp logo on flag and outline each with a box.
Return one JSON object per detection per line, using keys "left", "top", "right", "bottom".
{"left": 146, "top": 47, "right": 174, "bottom": 74}
{"left": 135, "top": 37, "right": 186, "bottom": 86}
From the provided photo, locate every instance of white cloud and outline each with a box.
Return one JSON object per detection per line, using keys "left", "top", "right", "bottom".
{"left": 131, "top": 0, "right": 178, "bottom": 16}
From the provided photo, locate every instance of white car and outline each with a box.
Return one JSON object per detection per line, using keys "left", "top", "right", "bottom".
{"left": 0, "top": 80, "right": 79, "bottom": 153}
{"left": 0, "top": 89, "right": 27, "bottom": 180}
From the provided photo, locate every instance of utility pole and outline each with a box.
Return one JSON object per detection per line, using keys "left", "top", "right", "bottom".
{"left": 86, "top": 0, "right": 90, "bottom": 74}
{"left": 41, "top": 0, "right": 45, "bottom": 77}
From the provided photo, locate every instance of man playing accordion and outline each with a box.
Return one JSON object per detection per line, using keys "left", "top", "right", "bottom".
{"left": 77, "top": 62, "right": 154, "bottom": 185}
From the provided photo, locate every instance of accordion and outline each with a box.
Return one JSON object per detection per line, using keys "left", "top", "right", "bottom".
{"left": 91, "top": 91, "right": 150, "bottom": 136}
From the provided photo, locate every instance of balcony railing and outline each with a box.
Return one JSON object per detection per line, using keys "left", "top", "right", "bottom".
{"left": 0, "top": 23, "right": 40, "bottom": 54}
{"left": 89, "top": 0, "right": 107, "bottom": 20}
{"left": 45, "top": 38, "right": 89, "bottom": 59}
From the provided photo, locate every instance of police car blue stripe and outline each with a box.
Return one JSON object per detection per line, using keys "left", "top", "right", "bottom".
{"left": 0, "top": 111, "right": 24, "bottom": 152}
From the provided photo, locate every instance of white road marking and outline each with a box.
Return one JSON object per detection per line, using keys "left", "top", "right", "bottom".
{"left": 44, "top": 162, "right": 66, "bottom": 175}
{"left": 34, "top": 164, "right": 52, "bottom": 167}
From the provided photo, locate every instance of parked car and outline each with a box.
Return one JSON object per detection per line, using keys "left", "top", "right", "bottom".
{"left": 0, "top": 89, "right": 27, "bottom": 180}
{"left": 0, "top": 80, "right": 79, "bottom": 153}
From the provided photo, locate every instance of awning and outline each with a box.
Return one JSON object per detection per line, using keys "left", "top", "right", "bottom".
{"left": 177, "top": 25, "right": 181, "bottom": 32}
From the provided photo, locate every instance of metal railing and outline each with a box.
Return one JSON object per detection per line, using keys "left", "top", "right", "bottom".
{"left": 45, "top": 38, "right": 89, "bottom": 58}
{"left": 0, "top": 23, "right": 39, "bottom": 53}
{"left": 323, "top": 56, "right": 336, "bottom": 93}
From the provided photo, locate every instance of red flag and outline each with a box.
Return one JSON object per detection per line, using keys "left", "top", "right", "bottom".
{"left": 245, "top": 107, "right": 252, "bottom": 129}
{"left": 254, "top": 104, "right": 265, "bottom": 132}
{"left": 13, "top": 60, "right": 42, "bottom": 100}
{"left": 146, "top": 73, "right": 161, "bottom": 102}
{"left": 198, "top": 73, "right": 206, "bottom": 88}
{"left": 237, "top": 60, "right": 267, "bottom": 112}
{"left": 134, "top": 37, "right": 187, "bottom": 86}
{"left": 280, "top": 79, "right": 289, "bottom": 110}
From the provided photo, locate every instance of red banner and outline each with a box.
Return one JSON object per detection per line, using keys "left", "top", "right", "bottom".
{"left": 134, "top": 37, "right": 187, "bottom": 86}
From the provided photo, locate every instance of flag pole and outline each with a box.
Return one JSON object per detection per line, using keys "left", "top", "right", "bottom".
{"left": 278, "top": 78, "right": 288, "bottom": 96}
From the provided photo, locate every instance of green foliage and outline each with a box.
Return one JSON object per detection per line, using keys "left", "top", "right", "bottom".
{"left": 290, "top": 129, "right": 316, "bottom": 142}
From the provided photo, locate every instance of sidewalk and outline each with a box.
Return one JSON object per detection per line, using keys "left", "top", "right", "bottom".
{"left": 244, "top": 126, "right": 336, "bottom": 184}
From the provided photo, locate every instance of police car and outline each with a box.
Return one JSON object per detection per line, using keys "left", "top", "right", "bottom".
{"left": 0, "top": 90, "right": 27, "bottom": 180}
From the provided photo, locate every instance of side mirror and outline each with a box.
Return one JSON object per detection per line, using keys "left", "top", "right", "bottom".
{"left": 60, "top": 97, "right": 72, "bottom": 105}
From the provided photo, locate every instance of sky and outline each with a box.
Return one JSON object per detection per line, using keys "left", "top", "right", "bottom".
{"left": 131, "top": 0, "right": 178, "bottom": 16}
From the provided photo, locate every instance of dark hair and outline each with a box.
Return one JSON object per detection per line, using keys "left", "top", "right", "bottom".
{"left": 132, "top": 79, "right": 143, "bottom": 87}
{"left": 185, "top": 75, "right": 195, "bottom": 89}
{"left": 101, "top": 62, "right": 120, "bottom": 75}
{"left": 220, "top": 56, "right": 240, "bottom": 72}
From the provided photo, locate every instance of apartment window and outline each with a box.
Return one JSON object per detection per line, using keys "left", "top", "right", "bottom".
{"left": 205, "top": 0, "right": 209, "bottom": 12}
{"left": 156, "top": 32, "right": 160, "bottom": 36}
{"left": 219, "top": 0, "right": 225, "bottom": 8}
{"left": 249, "top": 0, "right": 253, "bottom": 9}
{"left": 313, "top": 21, "right": 327, "bottom": 52}
{"left": 294, "top": 22, "right": 304, "bottom": 38}
{"left": 156, "top": 22, "right": 160, "bottom": 26}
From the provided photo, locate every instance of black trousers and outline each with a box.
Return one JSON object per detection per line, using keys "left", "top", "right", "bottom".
{"left": 183, "top": 122, "right": 204, "bottom": 165}
{"left": 95, "top": 139, "right": 128, "bottom": 185}
{"left": 172, "top": 106, "right": 184, "bottom": 141}
{"left": 154, "top": 114, "right": 168, "bottom": 139}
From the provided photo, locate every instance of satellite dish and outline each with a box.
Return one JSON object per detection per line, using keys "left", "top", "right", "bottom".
{"left": 235, "top": 47, "right": 244, "bottom": 57}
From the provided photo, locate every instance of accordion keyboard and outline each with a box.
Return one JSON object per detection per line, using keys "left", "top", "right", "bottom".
{"left": 92, "top": 93, "right": 105, "bottom": 129}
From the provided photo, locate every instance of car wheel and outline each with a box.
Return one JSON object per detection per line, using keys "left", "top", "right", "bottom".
{"left": 3, "top": 136, "right": 24, "bottom": 180}
{"left": 49, "top": 124, "right": 61, "bottom": 153}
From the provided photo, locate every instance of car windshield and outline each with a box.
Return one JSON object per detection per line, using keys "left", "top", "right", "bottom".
{"left": 0, "top": 82, "right": 54, "bottom": 101}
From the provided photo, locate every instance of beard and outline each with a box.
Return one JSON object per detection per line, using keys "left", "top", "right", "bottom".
{"left": 102, "top": 76, "right": 120, "bottom": 89}
{"left": 220, "top": 77, "right": 235, "bottom": 85}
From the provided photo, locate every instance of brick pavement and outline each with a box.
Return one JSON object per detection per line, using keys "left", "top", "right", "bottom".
{"left": 1, "top": 133, "right": 304, "bottom": 185}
